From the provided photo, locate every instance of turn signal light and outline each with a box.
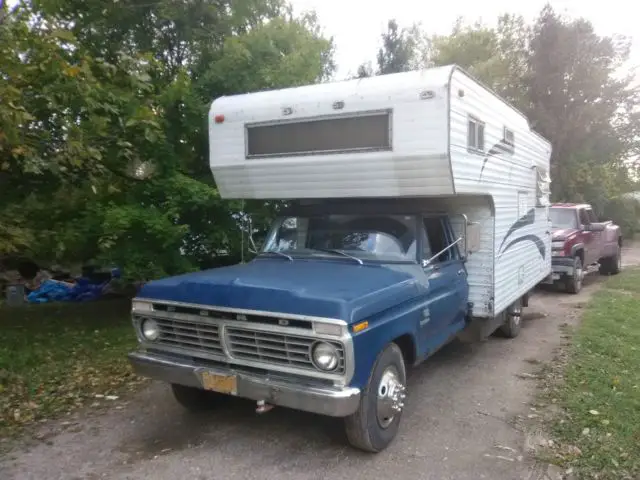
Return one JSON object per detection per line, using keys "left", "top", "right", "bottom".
{"left": 353, "top": 321, "right": 369, "bottom": 333}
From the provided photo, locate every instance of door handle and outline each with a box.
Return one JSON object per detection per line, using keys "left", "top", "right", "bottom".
{"left": 457, "top": 269, "right": 465, "bottom": 276}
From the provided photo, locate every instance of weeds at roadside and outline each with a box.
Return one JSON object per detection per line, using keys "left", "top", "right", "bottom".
{"left": 535, "top": 269, "right": 640, "bottom": 479}
{"left": 0, "top": 300, "right": 142, "bottom": 440}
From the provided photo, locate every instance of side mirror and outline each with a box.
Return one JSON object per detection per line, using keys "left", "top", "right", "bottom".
{"left": 583, "top": 223, "right": 605, "bottom": 232}
{"left": 465, "top": 222, "right": 482, "bottom": 255}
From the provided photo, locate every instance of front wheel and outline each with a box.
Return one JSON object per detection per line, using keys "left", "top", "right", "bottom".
{"left": 565, "top": 256, "right": 583, "bottom": 294}
{"left": 344, "top": 343, "right": 407, "bottom": 453}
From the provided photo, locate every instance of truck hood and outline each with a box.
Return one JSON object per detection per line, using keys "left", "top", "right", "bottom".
{"left": 137, "top": 259, "right": 423, "bottom": 324}
{"left": 551, "top": 228, "right": 579, "bottom": 241}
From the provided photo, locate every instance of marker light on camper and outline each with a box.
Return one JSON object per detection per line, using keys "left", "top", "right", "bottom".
{"left": 214, "top": 114, "right": 225, "bottom": 124}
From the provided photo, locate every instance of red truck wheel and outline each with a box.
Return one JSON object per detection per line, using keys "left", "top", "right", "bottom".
{"left": 599, "top": 246, "right": 622, "bottom": 275}
{"left": 565, "top": 256, "right": 583, "bottom": 294}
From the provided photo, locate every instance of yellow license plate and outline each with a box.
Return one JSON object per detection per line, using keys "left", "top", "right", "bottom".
{"left": 201, "top": 371, "right": 237, "bottom": 395}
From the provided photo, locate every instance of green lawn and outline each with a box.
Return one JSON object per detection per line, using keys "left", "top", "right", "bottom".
{"left": 548, "top": 269, "right": 640, "bottom": 479}
{"left": 0, "top": 299, "right": 141, "bottom": 439}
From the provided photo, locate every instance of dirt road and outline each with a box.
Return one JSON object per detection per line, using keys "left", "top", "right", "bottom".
{"left": 2, "top": 243, "right": 639, "bottom": 480}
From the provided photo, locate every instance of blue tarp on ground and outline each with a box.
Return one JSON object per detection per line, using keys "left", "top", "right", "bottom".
{"left": 26, "top": 268, "right": 121, "bottom": 304}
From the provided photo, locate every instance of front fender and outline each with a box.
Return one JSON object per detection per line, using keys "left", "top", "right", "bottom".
{"left": 348, "top": 299, "right": 421, "bottom": 389}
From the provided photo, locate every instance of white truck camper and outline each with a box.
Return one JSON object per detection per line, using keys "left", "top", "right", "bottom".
{"left": 209, "top": 65, "right": 553, "bottom": 322}
{"left": 125, "top": 64, "right": 553, "bottom": 454}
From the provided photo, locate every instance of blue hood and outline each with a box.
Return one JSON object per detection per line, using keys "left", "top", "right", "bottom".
{"left": 138, "top": 259, "right": 423, "bottom": 323}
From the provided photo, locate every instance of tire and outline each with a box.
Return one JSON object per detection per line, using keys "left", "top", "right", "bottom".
{"left": 344, "top": 343, "right": 407, "bottom": 453}
{"left": 498, "top": 298, "right": 523, "bottom": 338}
{"left": 565, "top": 256, "right": 583, "bottom": 294}
{"left": 171, "top": 383, "right": 226, "bottom": 412}
{"left": 599, "top": 246, "right": 622, "bottom": 276}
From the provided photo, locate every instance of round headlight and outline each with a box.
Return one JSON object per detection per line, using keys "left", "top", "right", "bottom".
{"left": 311, "top": 342, "right": 339, "bottom": 371}
{"left": 141, "top": 318, "right": 160, "bottom": 341}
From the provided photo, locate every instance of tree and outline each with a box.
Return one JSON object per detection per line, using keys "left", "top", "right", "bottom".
{"left": 1, "top": 0, "right": 335, "bottom": 280}
{"left": 354, "top": 19, "right": 418, "bottom": 77}
{"left": 526, "top": 5, "right": 638, "bottom": 209}
{"left": 376, "top": 19, "right": 417, "bottom": 74}
{"left": 352, "top": 8, "right": 639, "bottom": 234}
{"left": 427, "top": 15, "right": 530, "bottom": 108}
{"left": 356, "top": 62, "right": 374, "bottom": 79}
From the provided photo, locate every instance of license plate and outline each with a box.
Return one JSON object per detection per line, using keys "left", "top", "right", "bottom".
{"left": 201, "top": 371, "right": 237, "bottom": 395}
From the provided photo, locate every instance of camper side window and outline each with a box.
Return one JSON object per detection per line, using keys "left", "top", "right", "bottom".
{"left": 503, "top": 127, "right": 515, "bottom": 153}
{"left": 467, "top": 117, "right": 485, "bottom": 152}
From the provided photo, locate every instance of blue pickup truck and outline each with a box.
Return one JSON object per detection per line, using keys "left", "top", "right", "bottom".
{"left": 128, "top": 66, "right": 552, "bottom": 452}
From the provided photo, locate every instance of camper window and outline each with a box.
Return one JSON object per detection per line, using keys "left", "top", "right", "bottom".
{"left": 503, "top": 127, "right": 515, "bottom": 153}
{"left": 467, "top": 117, "right": 485, "bottom": 152}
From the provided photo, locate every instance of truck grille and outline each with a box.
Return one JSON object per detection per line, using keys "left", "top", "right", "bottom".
{"left": 226, "top": 327, "right": 345, "bottom": 373}
{"left": 138, "top": 315, "right": 346, "bottom": 375}
{"left": 154, "top": 317, "right": 224, "bottom": 357}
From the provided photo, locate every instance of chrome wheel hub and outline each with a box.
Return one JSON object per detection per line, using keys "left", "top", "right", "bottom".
{"left": 376, "top": 366, "right": 406, "bottom": 429}
{"left": 509, "top": 305, "right": 522, "bottom": 326}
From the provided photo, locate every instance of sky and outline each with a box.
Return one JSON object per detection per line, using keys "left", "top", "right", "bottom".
{"left": 289, "top": 0, "right": 639, "bottom": 80}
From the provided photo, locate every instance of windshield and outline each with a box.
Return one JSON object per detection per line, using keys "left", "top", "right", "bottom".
{"left": 549, "top": 208, "right": 578, "bottom": 229}
{"left": 262, "top": 214, "right": 418, "bottom": 262}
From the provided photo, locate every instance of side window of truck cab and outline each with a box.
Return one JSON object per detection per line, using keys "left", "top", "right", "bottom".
{"left": 586, "top": 209, "right": 598, "bottom": 224}
{"left": 578, "top": 208, "right": 590, "bottom": 227}
{"left": 422, "top": 216, "right": 459, "bottom": 265}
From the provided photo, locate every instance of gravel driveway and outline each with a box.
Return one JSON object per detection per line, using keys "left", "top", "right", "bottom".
{"left": 2, "top": 242, "right": 639, "bottom": 480}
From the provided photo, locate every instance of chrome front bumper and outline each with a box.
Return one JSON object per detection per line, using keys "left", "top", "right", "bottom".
{"left": 128, "top": 351, "right": 361, "bottom": 417}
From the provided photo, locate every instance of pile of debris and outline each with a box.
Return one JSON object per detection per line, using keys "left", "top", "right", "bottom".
{"left": 1, "top": 259, "right": 122, "bottom": 305}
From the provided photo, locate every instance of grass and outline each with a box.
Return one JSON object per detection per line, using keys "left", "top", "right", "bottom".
{"left": 547, "top": 268, "right": 640, "bottom": 479}
{"left": 0, "top": 299, "right": 142, "bottom": 439}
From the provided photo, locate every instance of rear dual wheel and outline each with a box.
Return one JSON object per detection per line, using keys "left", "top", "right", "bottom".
{"left": 599, "top": 246, "right": 622, "bottom": 276}
{"left": 498, "top": 298, "right": 523, "bottom": 338}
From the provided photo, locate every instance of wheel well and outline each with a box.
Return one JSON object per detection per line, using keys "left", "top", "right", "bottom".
{"left": 393, "top": 334, "right": 416, "bottom": 367}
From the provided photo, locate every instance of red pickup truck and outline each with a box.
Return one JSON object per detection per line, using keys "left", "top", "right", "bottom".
{"left": 549, "top": 203, "right": 622, "bottom": 293}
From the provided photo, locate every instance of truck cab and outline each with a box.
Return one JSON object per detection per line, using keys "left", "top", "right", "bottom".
{"left": 549, "top": 203, "right": 622, "bottom": 293}
{"left": 129, "top": 199, "right": 477, "bottom": 452}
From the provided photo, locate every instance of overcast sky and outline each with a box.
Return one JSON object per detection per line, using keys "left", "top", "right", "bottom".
{"left": 289, "top": 0, "right": 639, "bottom": 80}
